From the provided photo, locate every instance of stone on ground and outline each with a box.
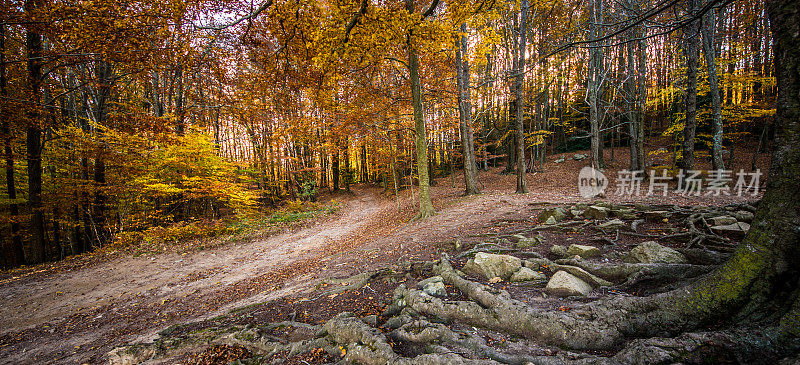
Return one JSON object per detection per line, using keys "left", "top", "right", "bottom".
{"left": 573, "top": 153, "right": 588, "bottom": 160}
{"left": 538, "top": 207, "right": 567, "bottom": 223}
{"left": 515, "top": 234, "right": 545, "bottom": 248}
{"left": 644, "top": 210, "right": 671, "bottom": 222}
{"left": 626, "top": 241, "right": 687, "bottom": 264}
{"left": 566, "top": 244, "right": 601, "bottom": 258}
{"left": 545, "top": 271, "right": 593, "bottom": 297}
{"left": 462, "top": 252, "right": 522, "bottom": 280}
{"left": 510, "top": 267, "right": 547, "bottom": 282}
{"left": 550, "top": 245, "right": 568, "bottom": 258}
{"left": 711, "top": 222, "right": 751, "bottom": 235}
{"left": 422, "top": 281, "right": 447, "bottom": 297}
{"left": 709, "top": 216, "right": 737, "bottom": 226}
{"left": 584, "top": 205, "right": 609, "bottom": 219}
{"left": 734, "top": 210, "right": 754, "bottom": 223}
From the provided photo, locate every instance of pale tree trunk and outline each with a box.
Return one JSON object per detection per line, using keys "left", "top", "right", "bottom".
{"left": 702, "top": 4, "right": 724, "bottom": 170}
{"left": 587, "top": 0, "right": 605, "bottom": 169}
{"left": 455, "top": 23, "right": 479, "bottom": 195}
{"left": 408, "top": 44, "right": 435, "bottom": 218}
{"left": 679, "top": 0, "right": 701, "bottom": 170}
{"left": 625, "top": 0, "right": 646, "bottom": 172}
{"left": 635, "top": 18, "right": 646, "bottom": 172}
{"left": 514, "top": 0, "right": 529, "bottom": 193}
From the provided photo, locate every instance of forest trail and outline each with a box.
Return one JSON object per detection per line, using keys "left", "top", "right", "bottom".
{"left": 0, "top": 155, "right": 765, "bottom": 364}
{"left": 0, "top": 186, "right": 394, "bottom": 364}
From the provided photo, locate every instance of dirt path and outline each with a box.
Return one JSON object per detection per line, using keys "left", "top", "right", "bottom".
{"left": 0, "top": 148, "right": 766, "bottom": 364}
{"left": 0, "top": 187, "right": 393, "bottom": 364}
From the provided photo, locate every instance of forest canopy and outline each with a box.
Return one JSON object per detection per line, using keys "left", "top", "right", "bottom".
{"left": 0, "top": 0, "right": 774, "bottom": 267}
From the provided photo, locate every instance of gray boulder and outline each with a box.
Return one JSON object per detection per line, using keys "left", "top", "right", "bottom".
{"left": 566, "top": 244, "right": 601, "bottom": 258}
{"left": 627, "top": 241, "right": 687, "bottom": 264}
{"left": 462, "top": 252, "right": 522, "bottom": 280}
{"left": 584, "top": 205, "right": 609, "bottom": 219}
{"left": 734, "top": 210, "right": 754, "bottom": 223}
{"left": 573, "top": 153, "right": 588, "bottom": 160}
{"left": 711, "top": 222, "right": 750, "bottom": 235}
{"left": 538, "top": 207, "right": 567, "bottom": 223}
{"left": 510, "top": 267, "right": 547, "bottom": 282}
{"left": 515, "top": 234, "right": 545, "bottom": 249}
{"left": 550, "top": 245, "right": 569, "bottom": 258}
{"left": 423, "top": 281, "right": 447, "bottom": 297}
{"left": 545, "top": 271, "right": 593, "bottom": 297}
{"left": 554, "top": 157, "right": 566, "bottom": 163}
{"left": 709, "top": 216, "right": 737, "bottom": 226}
{"left": 644, "top": 210, "right": 671, "bottom": 222}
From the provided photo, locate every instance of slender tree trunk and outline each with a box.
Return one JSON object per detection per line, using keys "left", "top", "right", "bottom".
{"left": 92, "top": 59, "right": 113, "bottom": 248}
{"left": 587, "top": 0, "right": 605, "bottom": 170}
{"left": 25, "top": 0, "right": 46, "bottom": 263}
{"left": 332, "top": 147, "right": 340, "bottom": 191}
{"left": 1, "top": 24, "right": 24, "bottom": 266}
{"left": 636, "top": 20, "right": 647, "bottom": 172}
{"left": 514, "top": 0, "right": 529, "bottom": 193}
{"left": 702, "top": 5, "right": 725, "bottom": 170}
{"left": 408, "top": 47, "right": 434, "bottom": 216}
{"left": 679, "top": 0, "right": 701, "bottom": 171}
{"left": 456, "top": 23, "right": 479, "bottom": 195}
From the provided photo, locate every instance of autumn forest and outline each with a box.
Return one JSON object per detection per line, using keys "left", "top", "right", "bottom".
{"left": 1, "top": 0, "right": 799, "bottom": 363}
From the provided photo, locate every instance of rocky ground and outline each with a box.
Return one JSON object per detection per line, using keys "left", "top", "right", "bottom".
{"left": 108, "top": 200, "right": 758, "bottom": 364}
{"left": 0, "top": 146, "right": 769, "bottom": 364}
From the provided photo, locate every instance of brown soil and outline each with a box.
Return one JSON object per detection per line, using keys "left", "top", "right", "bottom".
{"left": 0, "top": 146, "right": 766, "bottom": 364}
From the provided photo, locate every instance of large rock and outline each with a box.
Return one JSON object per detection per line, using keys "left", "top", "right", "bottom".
{"left": 423, "top": 281, "right": 447, "bottom": 297}
{"left": 554, "top": 157, "right": 566, "bottom": 163}
{"left": 584, "top": 205, "right": 609, "bottom": 219}
{"left": 644, "top": 210, "right": 671, "bottom": 222}
{"left": 711, "top": 222, "right": 750, "bottom": 235}
{"left": 733, "top": 210, "right": 754, "bottom": 223}
{"left": 598, "top": 219, "right": 626, "bottom": 230}
{"left": 573, "top": 153, "right": 588, "bottom": 161}
{"left": 550, "top": 245, "right": 568, "bottom": 258}
{"left": 462, "top": 252, "right": 522, "bottom": 280}
{"left": 510, "top": 267, "right": 546, "bottom": 282}
{"left": 709, "top": 216, "right": 737, "bottom": 226}
{"left": 545, "top": 271, "right": 593, "bottom": 297}
{"left": 566, "top": 244, "right": 601, "bottom": 258}
{"left": 538, "top": 207, "right": 567, "bottom": 223}
{"left": 627, "top": 241, "right": 687, "bottom": 264}
{"left": 515, "top": 234, "right": 545, "bottom": 249}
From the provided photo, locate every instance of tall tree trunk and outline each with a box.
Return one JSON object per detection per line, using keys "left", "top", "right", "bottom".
{"left": 514, "top": 0, "right": 529, "bottom": 193}
{"left": 92, "top": 59, "right": 113, "bottom": 248}
{"left": 679, "top": 0, "right": 701, "bottom": 171}
{"left": 635, "top": 18, "right": 647, "bottom": 172}
{"left": 702, "top": 5, "right": 725, "bottom": 170}
{"left": 408, "top": 44, "right": 434, "bottom": 217}
{"left": 1, "top": 24, "right": 24, "bottom": 266}
{"left": 332, "top": 148, "right": 340, "bottom": 191}
{"left": 456, "top": 23, "right": 479, "bottom": 195}
{"left": 405, "top": 0, "right": 436, "bottom": 218}
{"left": 25, "top": 0, "right": 46, "bottom": 263}
{"left": 587, "top": 0, "right": 605, "bottom": 170}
